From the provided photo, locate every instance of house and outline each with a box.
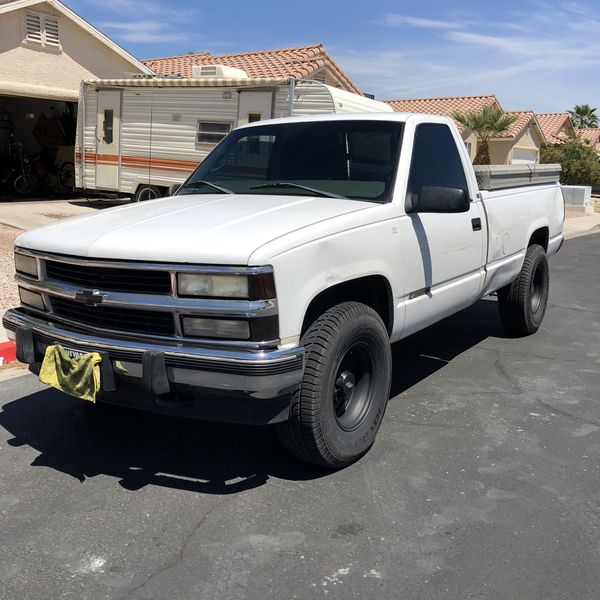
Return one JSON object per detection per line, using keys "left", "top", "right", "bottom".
{"left": 577, "top": 128, "right": 600, "bottom": 158}
{"left": 0, "top": 0, "right": 151, "bottom": 167}
{"left": 535, "top": 113, "right": 577, "bottom": 146}
{"left": 143, "top": 44, "right": 362, "bottom": 95}
{"left": 384, "top": 95, "right": 546, "bottom": 164}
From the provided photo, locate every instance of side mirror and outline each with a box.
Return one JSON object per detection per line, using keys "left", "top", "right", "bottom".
{"left": 170, "top": 183, "right": 182, "bottom": 196}
{"left": 417, "top": 186, "right": 470, "bottom": 213}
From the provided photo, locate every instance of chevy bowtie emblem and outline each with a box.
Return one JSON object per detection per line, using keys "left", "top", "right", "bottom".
{"left": 75, "top": 289, "right": 105, "bottom": 306}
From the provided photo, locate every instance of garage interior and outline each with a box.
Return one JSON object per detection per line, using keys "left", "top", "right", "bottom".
{"left": 0, "top": 94, "right": 77, "bottom": 197}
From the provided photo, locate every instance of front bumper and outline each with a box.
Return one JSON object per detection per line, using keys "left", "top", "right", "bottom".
{"left": 3, "top": 308, "right": 304, "bottom": 424}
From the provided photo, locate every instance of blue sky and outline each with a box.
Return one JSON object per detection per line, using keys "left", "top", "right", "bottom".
{"left": 66, "top": 0, "right": 600, "bottom": 112}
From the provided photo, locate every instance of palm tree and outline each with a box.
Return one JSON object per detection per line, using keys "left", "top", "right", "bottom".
{"left": 451, "top": 106, "right": 518, "bottom": 165}
{"left": 568, "top": 104, "right": 598, "bottom": 129}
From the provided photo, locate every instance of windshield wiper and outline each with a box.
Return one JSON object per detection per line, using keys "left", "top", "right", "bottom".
{"left": 250, "top": 182, "right": 347, "bottom": 199}
{"left": 180, "top": 180, "right": 234, "bottom": 194}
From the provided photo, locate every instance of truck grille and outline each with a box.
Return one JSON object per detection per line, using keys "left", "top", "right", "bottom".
{"left": 51, "top": 297, "right": 175, "bottom": 336}
{"left": 45, "top": 260, "right": 172, "bottom": 295}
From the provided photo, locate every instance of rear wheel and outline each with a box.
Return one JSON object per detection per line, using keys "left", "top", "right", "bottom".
{"left": 277, "top": 301, "right": 392, "bottom": 469}
{"left": 497, "top": 243, "right": 549, "bottom": 335}
{"left": 133, "top": 184, "right": 162, "bottom": 202}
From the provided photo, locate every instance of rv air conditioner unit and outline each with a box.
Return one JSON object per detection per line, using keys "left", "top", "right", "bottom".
{"left": 192, "top": 65, "right": 249, "bottom": 79}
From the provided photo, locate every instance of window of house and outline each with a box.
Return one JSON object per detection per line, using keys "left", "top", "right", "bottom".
{"left": 196, "top": 121, "right": 232, "bottom": 144}
{"left": 406, "top": 123, "right": 469, "bottom": 211}
{"left": 247, "top": 113, "right": 262, "bottom": 123}
{"left": 24, "top": 11, "right": 60, "bottom": 49}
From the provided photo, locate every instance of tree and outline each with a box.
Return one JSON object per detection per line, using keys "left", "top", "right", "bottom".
{"left": 451, "top": 106, "right": 518, "bottom": 165}
{"left": 568, "top": 104, "right": 598, "bottom": 129}
{"left": 540, "top": 139, "right": 600, "bottom": 186}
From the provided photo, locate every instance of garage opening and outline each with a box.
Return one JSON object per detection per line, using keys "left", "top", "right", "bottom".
{"left": 0, "top": 95, "right": 77, "bottom": 198}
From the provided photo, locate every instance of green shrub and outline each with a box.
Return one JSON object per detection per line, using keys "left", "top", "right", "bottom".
{"left": 540, "top": 139, "right": 600, "bottom": 186}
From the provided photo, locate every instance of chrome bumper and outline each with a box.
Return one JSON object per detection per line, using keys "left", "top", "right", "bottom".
{"left": 3, "top": 308, "right": 304, "bottom": 404}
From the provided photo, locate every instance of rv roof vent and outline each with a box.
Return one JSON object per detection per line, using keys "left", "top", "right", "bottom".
{"left": 192, "top": 65, "right": 249, "bottom": 79}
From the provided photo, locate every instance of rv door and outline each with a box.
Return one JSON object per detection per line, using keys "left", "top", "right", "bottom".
{"left": 96, "top": 90, "right": 121, "bottom": 190}
{"left": 237, "top": 91, "right": 274, "bottom": 127}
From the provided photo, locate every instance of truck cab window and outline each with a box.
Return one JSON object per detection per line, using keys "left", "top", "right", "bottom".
{"left": 406, "top": 123, "right": 468, "bottom": 211}
{"left": 181, "top": 120, "right": 404, "bottom": 202}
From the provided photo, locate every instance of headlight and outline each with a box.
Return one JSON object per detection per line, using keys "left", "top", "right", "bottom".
{"left": 178, "top": 273, "right": 249, "bottom": 298}
{"left": 182, "top": 317, "right": 250, "bottom": 339}
{"left": 177, "top": 271, "right": 276, "bottom": 300}
{"left": 15, "top": 252, "right": 38, "bottom": 278}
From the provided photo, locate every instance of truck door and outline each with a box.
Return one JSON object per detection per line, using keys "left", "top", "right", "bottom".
{"left": 400, "top": 122, "right": 487, "bottom": 337}
{"left": 237, "top": 91, "right": 274, "bottom": 127}
{"left": 95, "top": 90, "right": 121, "bottom": 190}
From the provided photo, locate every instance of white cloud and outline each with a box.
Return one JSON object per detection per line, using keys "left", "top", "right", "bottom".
{"left": 79, "top": 0, "right": 199, "bottom": 45}
{"left": 381, "top": 14, "right": 467, "bottom": 30}
{"left": 341, "top": 2, "right": 600, "bottom": 111}
{"left": 99, "top": 20, "right": 188, "bottom": 43}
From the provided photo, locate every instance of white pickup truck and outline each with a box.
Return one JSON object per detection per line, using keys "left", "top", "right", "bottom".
{"left": 4, "top": 113, "right": 564, "bottom": 468}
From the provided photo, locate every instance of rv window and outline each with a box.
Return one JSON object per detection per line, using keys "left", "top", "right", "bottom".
{"left": 103, "top": 109, "right": 113, "bottom": 144}
{"left": 197, "top": 121, "right": 232, "bottom": 144}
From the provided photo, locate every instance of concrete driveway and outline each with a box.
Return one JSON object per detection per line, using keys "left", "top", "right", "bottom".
{"left": 0, "top": 234, "right": 599, "bottom": 600}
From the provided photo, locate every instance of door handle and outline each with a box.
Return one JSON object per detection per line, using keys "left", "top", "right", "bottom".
{"left": 471, "top": 217, "right": 482, "bottom": 231}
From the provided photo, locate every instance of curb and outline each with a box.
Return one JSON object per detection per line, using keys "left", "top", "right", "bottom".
{"left": 0, "top": 340, "right": 16, "bottom": 366}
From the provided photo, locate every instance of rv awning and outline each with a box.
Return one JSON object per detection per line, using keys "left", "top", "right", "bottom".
{"left": 85, "top": 77, "right": 293, "bottom": 88}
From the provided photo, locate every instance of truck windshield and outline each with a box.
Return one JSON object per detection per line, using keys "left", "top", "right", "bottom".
{"left": 179, "top": 120, "right": 404, "bottom": 203}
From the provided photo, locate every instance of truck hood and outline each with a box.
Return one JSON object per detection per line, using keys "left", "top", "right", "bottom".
{"left": 16, "top": 194, "right": 374, "bottom": 265}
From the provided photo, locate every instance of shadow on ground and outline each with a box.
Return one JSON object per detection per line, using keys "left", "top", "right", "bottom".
{"left": 0, "top": 298, "right": 509, "bottom": 495}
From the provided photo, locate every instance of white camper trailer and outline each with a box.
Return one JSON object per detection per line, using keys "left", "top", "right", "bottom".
{"left": 75, "top": 69, "right": 393, "bottom": 201}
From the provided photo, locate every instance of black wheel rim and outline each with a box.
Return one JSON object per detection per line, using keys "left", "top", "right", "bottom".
{"left": 332, "top": 341, "right": 375, "bottom": 432}
{"left": 530, "top": 263, "right": 545, "bottom": 313}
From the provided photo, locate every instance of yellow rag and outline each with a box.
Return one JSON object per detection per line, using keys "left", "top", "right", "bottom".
{"left": 39, "top": 345, "right": 102, "bottom": 403}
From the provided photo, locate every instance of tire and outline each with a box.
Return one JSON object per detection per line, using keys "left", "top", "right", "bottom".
{"left": 277, "top": 301, "right": 392, "bottom": 469}
{"left": 133, "top": 184, "right": 162, "bottom": 202}
{"left": 13, "top": 173, "right": 38, "bottom": 195}
{"left": 497, "top": 243, "right": 549, "bottom": 336}
{"left": 59, "top": 161, "right": 75, "bottom": 190}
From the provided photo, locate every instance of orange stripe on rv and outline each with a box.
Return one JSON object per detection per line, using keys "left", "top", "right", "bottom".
{"left": 76, "top": 153, "right": 198, "bottom": 172}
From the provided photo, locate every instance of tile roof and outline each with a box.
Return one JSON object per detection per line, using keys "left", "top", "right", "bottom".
{"left": 536, "top": 112, "right": 576, "bottom": 145}
{"left": 497, "top": 111, "right": 546, "bottom": 143}
{"left": 143, "top": 44, "right": 361, "bottom": 94}
{"left": 384, "top": 95, "right": 501, "bottom": 133}
{"left": 577, "top": 128, "right": 600, "bottom": 146}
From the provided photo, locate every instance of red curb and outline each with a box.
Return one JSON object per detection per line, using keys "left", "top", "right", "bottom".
{"left": 0, "top": 340, "right": 16, "bottom": 366}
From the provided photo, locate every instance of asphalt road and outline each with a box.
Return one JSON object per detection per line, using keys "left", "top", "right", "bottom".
{"left": 1, "top": 234, "right": 599, "bottom": 600}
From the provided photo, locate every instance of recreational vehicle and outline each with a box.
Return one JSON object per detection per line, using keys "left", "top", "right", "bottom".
{"left": 75, "top": 68, "right": 393, "bottom": 201}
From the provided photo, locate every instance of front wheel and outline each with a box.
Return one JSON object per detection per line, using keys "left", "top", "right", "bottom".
{"left": 13, "top": 173, "right": 38, "bottom": 195}
{"left": 277, "top": 302, "right": 392, "bottom": 469}
{"left": 497, "top": 243, "right": 549, "bottom": 335}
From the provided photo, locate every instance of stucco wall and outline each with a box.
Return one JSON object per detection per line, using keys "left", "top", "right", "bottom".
{"left": 0, "top": 2, "right": 145, "bottom": 101}
{"left": 488, "top": 140, "right": 511, "bottom": 164}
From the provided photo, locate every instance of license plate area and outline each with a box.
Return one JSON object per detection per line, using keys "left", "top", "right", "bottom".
{"left": 61, "top": 346, "right": 87, "bottom": 360}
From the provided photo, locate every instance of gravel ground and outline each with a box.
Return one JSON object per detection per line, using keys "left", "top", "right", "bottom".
{"left": 0, "top": 224, "right": 21, "bottom": 309}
